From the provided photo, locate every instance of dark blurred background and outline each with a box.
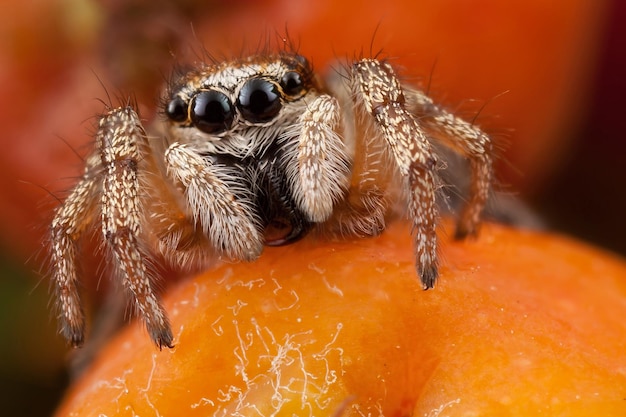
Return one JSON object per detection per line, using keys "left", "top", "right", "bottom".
{"left": 537, "top": 3, "right": 626, "bottom": 254}
{"left": 1, "top": 0, "right": 624, "bottom": 415}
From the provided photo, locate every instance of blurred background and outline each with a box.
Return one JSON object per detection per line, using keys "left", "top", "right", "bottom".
{"left": 1, "top": 0, "right": 623, "bottom": 415}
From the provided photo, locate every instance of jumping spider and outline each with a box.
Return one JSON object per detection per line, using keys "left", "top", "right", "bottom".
{"left": 49, "top": 52, "right": 492, "bottom": 349}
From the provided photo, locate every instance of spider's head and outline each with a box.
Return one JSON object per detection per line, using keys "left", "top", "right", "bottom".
{"left": 162, "top": 53, "right": 317, "bottom": 153}
{"left": 161, "top": 53, "right": 322, "bottom": 246}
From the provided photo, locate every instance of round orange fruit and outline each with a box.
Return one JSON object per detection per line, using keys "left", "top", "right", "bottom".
{"left": 53, "top": 221, "right": 626, "bottom": 416}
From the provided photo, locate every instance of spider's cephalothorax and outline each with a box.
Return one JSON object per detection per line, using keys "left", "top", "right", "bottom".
{"left": 49, "top": 52, "right": 492, "bottom": 349}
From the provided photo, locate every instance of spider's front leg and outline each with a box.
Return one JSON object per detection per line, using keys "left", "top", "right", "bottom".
{"left": 351, "top": 59, "right": 440, "bottom": 288}
{"left": 98, "top": 107, "right": 173, "bottom": 349}
{"left": 164, "top": 143, "right": 264, "bottom": 261}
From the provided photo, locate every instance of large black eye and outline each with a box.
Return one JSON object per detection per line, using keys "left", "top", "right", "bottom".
{"left": 280, "top": 71, "right": 304, "bottom": 97}
{"left": 237, "top": 78, "right": 281, "bottom": 123}
{"left": 190, "top": 90, "right": 234, "bottom": 134}
{"left": 165, "top": 96, "right": 188, "bottom": 122}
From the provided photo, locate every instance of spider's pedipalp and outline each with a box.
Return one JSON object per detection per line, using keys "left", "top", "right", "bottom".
{"left": 98, "top": 107, "right": 173, "bottom": 349}
{"left": 281, "top": 94, "right": 350, "bottom": 223}
{"left": 164, "top": 142, "right": 264, "bottom": 261}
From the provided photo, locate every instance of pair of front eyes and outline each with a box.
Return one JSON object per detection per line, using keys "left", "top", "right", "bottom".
{"left": 165, "top": 71, "right": 305, "bottom": 134}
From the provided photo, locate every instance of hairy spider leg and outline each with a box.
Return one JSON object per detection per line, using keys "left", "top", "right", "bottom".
{"left": 406, "top": 88, "right": 493, "bottom": 238}
{"left": 97, "top": 107, "right": 173, "bottom": 349}
{"left": 50, "top": 154, "right": 102, "bottom": 347}
{"left": 351, "top": 59, "right": 440, "bottom": 289}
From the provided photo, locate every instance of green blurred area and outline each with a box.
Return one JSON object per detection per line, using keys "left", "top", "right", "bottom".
{"left": 0, "top": 251, "right": 68, "bottom": 416}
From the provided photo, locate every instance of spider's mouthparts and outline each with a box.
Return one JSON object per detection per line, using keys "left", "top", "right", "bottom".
{"left": 264, "top": 216, "right": 311, "bottom": 246}
{"left": 255, "top": 152, "right": 312, "bottom": 247}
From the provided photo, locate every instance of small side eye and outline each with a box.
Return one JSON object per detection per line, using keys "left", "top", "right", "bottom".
{"left": 190, "top": 90, "right": 234, "bottom": 134}
{"left": 165, "top": 96, "right": 188, "bottom": 122}
{"left": 237, "top": 78, "right": 281, "bottom": 123}
{"left": 280, "top": 71, "right": 304, "bottom": 97}
{"left": 293, "top": 54, "right": 309, "bottom": 68}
